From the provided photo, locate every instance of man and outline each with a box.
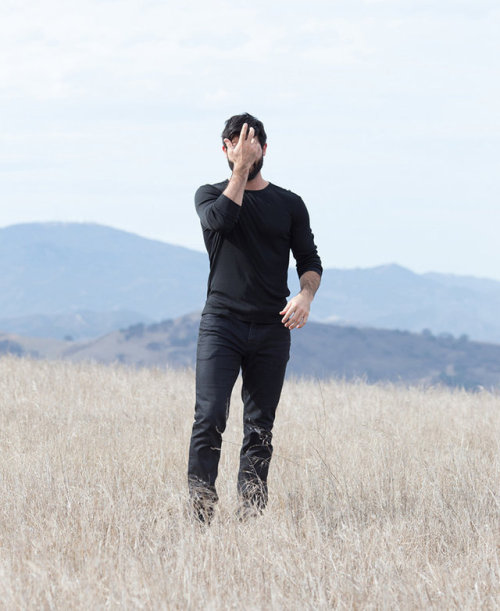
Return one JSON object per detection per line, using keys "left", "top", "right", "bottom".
{"left": 187, "top": 112, "right": 322, "bottom": 523}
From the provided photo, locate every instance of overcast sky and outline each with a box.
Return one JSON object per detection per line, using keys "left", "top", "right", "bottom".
{"left": 1, "top": 0, "right": 499, "bottom": 278}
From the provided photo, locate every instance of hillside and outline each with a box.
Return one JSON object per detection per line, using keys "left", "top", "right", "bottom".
{"left": 289, "top": 264, "right": 500, "bottom": 341}
{"left": 2, "top": 313, "right": 500, "bottom": 389}
{"left": 0, "top": 222, "right": 207, "bottom": 324}
{"left": 0, "top": 309, "right": 151, "bottom": 341}
{"left": 2, "top": 222, "right": 500, "bottom": 343}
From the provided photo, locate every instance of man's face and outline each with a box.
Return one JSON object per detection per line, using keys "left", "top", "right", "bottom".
{"left": 225, "top": 134, "right": 266, "bottom": 181}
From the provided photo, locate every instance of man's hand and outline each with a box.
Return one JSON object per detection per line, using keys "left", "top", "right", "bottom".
{"left": 224, "top": 123, "right": 261, "bottom": 176}
{"left": 280, "top": 292, "right": 312, "bottom": 329}
{"left": 280, "top": 271, "right": 321, "bottom": 329}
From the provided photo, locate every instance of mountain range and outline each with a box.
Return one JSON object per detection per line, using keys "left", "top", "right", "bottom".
{"left": 1, "top": 221, "right": 500, "bottom": 388}
{"left": 1, "top": 222, "right": 500, "bottom": 344}
{"left": 0, "top": 222, "right": 207, "bottom": 324}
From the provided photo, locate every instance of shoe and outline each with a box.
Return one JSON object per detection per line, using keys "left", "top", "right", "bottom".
{"left": 192, "top": 497, "right": 215, "bottom": 525}
{"left": 188, "top": 480, "right": 218, "bottom": 525}
{"left": 236, "top": 499, "right": 264, "bottom": 522}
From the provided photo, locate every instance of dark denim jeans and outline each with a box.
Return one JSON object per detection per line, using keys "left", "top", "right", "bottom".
{"left": 188, "top": 313, "right": 290, "bottom": 517}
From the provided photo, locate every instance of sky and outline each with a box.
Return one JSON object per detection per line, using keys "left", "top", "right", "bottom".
{"left": 1, "top": 0, "right": 499, "bottom": 278}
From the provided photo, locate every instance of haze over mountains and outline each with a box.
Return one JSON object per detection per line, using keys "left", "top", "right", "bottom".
{"left": 1, "top": 222, "right": 500, "bottom": 344}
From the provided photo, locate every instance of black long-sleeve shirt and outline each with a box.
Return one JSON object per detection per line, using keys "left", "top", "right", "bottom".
{"left": 195, "top": 180, "right": 322, "bottom": 323}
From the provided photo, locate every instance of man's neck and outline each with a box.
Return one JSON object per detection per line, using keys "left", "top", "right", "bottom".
{"left": 241, "top": 172, "right": 269, "bottom": 191}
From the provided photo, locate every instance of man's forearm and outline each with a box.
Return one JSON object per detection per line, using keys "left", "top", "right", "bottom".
{"left": 223, "top": 169, "right": 248, "bottom": 206}
{"left": 299, "top": 271, "right": 321, "bottom": 300}
{"left": 222, "top": 123, "right": 260, "bottom": 206}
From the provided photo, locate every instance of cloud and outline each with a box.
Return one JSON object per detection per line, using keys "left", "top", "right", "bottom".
{"left": 0, "top": 1, "right": 373, "bottom": 101}
{"left": 1, "top": 0, "right": 498, "bottom": 116}
{"left": 1, "top": 0, "right": 499, "bottom": 278}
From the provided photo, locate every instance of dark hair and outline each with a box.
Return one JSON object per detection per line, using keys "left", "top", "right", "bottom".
{"left": 221, "top": 112, "right": 267, "bottom": 149}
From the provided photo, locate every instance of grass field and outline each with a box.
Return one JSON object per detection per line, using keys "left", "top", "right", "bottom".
{"left": 0, "top": 356, "right": 499, "bottom": 609}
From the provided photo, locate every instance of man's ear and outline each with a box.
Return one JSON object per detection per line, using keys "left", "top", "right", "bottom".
{"left": 262, "top": 143, "right": 268, "bottom": 156}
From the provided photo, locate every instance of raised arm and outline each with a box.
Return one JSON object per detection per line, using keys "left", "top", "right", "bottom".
{"left": 222, "top": 123, "right": 262, "bottom": 205}
{"left": 195, "top": 123, "right": 263, "bottom": 233}
{"left": 195, "top": 186, "right": 241, "bottom": 233}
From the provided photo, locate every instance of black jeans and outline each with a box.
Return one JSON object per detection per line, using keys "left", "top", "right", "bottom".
{"left": 188, "top": 313, "right": 290, "bottom": 513}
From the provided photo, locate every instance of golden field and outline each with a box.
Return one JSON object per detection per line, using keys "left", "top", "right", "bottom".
{"left": 0, "top": 356, "right": 499, "bottom": 609}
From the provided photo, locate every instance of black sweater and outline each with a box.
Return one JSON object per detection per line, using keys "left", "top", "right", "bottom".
{"left": 195, "top": 180, "right": 322, "bottom": 323}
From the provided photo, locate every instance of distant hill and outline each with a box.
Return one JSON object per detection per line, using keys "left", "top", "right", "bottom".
{"left": 2, "top": 313, "right": 500, "bottom": 390}
{"left": 289, "top": 264, "right": 500, "bottom": 342}
{"left": 0, "top": 222, "right": 207, "bottom": 323}
{"left": 2, "top": 222, "right": 500, "bottom": 343}
{"left": 0, "top": 310, "right": 151, "bottom": 341}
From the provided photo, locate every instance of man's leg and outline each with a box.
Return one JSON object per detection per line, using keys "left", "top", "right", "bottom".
{"left": 188, "top": 314, "right": 243, "bottom": 522}
{"left": 238, "top": 322, "right": 290, "bottom": 512}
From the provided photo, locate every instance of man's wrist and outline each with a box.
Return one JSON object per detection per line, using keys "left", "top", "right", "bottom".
{"left": 299, "top": 288, "right": 314, "bottom": 302}
{"left": 231, "top": 164, "right": 250, "bottom": 178}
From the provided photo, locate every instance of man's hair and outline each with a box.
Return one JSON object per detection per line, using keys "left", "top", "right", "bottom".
{"left": 221, "top": 113, "right": 267, "bottom": 149}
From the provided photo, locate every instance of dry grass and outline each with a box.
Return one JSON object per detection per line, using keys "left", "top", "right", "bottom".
{"left": 0, "top": 355, "right": 499, "bottom": 609}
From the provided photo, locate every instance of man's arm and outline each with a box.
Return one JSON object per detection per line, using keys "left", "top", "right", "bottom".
{"left": 195, "top": 186, "right": 241, "bottom": 233}
{"left": 280, "top": 271, "right": 321, "bottom": 329}
{"left": 299, "top": 270, "right": 321, "bottom": 300}
{"left": 195, "top": 124, "right": 262, "bottom": 233}
{"left": 222, "top": 123, "right": 261, "bottom": 205}
{"left": 280, "top": 197, "right": 322, "bottom": 329}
